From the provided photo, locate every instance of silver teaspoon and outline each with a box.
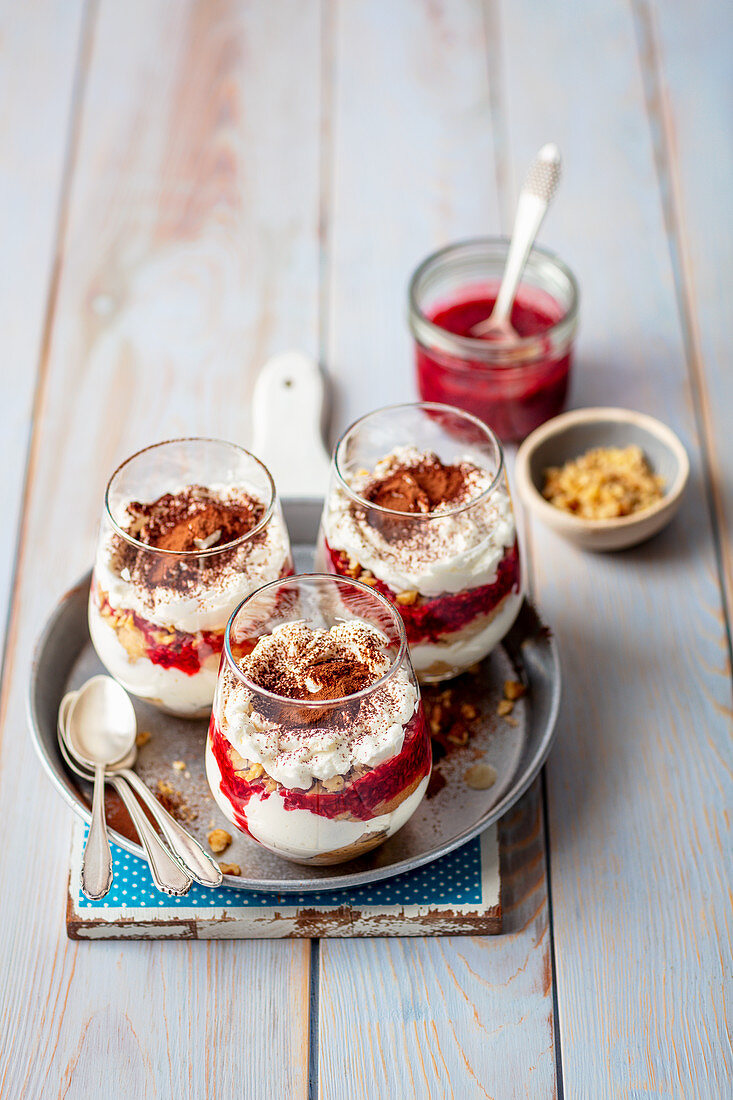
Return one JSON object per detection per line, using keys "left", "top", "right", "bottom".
{"left": 62, "top": 681, "right": 221, "bottom": 886}
{"left": 66, "top": 677, "right": 134, "bottom": 899}
{"left": 110, "top": 761, "right": 222, "bottom": 887}
{"left": 60, "top": 690, "right": 193, "bottom": 896}
{"left": 471, "top": 143, "right": 562, "bottom": 340}
{"left": 62, "top": 686, "right": 220, "bottom": 884}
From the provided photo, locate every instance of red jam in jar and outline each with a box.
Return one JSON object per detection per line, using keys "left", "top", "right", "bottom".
{"left": 409, "top": 240, "right": 579, "bottom": 442}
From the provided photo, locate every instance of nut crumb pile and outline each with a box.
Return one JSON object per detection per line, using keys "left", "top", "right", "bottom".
{"left": 542, "top": 445, "right": 665, "bottom": 520}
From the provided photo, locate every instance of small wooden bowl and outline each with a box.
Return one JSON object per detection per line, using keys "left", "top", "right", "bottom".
{"left": 515, "top": 407, "right": 690, "bottom": 551}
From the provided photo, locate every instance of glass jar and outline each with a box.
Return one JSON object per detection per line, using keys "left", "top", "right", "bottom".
{"left": 408, "top": 237, "right": 579, "bottom": 442}
{"left": 206, "top": 573, "right": 431, "bottom": 865}
{"left": 88, "top": 438, "right": 293, "bottom": 718}
{"left": 317, "top": 402, "right": 523, "bottom": 682}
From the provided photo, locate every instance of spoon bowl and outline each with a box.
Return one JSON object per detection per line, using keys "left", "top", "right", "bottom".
{"left": 66, "top": 675, "right": 137, "bottom": 768}
{"left": 61, "top": 689, "right": 137, "bottom": 772}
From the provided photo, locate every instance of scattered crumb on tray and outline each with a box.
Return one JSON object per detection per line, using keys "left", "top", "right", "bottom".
{"left": 464, "top": 763, "right": 497, "bottom": 790}
{"left": 504, "top": 680, "right": 525, "bottom": 701}
{"left": 497, "top": 679, "right": 526, "bottom": 725}
{"left": 207, "top": 828, "right": 232, "bottom": 854}
{"left": 156, "top": 780, "right": 196, "bottom": 823}
{"left": 218, "top": 862, "right": 241, "bottom": 876}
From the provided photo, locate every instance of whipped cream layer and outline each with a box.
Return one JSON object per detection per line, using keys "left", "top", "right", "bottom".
{"left": 409, "top": 588, "right": 523, "bottom": 679}
{"left": 323, "top": 446, "right": 516, "bottom": 597}
{"left": 219, "top": 620, "right": 418, "bottom": 789}
{"left": 206, "top": 741, "right": 429, "bottom": 862}
{"left": 96, "top": 482, "right": 290, "bottom": 632}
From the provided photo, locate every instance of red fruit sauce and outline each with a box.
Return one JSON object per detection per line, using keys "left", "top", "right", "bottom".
{"left": 93, "top": 561, "right": 295, "bottom": 677}
{"left": 94, "top": 586, "right": 222, "bottom": 676}
{"left": 323, "top": 539, "right": 521, "bottom": 645}
{"left": 415, "top": 284, "right": 571, "bottom": 442}
{"left": 209, "top": 707, "right": 431, "bottom": 833}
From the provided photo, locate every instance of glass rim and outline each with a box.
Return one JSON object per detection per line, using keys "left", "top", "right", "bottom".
{"left": 333, "top": 401, "right": 505, "bottom": 518}
{"left": 407, "top": 235, "right": 580, "bottom": 366}
{"left": 104, "top": 437, "right": 277, "bottom": 557}
{"left": 223, "top": 572, "right": 410, "bottom": 706}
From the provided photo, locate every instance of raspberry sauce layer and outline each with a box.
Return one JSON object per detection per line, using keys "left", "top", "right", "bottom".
{"left": 93, "top": 584, "right": 223, "bottom": 675}
{"left": 209, "top": 707, "right": 431, "bottom": 827}
{"left": 92, "top": 560, "right": 294, "bottom": 677}
{"left": 323, "top": 538, "right": 521, "bottom": 645}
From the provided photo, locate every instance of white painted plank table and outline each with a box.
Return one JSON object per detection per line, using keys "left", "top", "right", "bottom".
{"left": 0, "top": 2, "right": 730, "bottom": 1097}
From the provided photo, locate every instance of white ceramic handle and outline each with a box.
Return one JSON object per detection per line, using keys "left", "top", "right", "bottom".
{"left": 252, "top": 351, "right": 332, "bottom": 498}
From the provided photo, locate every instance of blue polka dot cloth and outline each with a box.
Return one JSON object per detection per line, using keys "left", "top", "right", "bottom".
{"left": 77, "top": 830, "right": 484, "bottom": 910}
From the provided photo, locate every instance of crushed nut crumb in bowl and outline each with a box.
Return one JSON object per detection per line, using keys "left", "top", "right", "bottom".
{"left": 515, "top": 407, "right": 690, "bottom": 551}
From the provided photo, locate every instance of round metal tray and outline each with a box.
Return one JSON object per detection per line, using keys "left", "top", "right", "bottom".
{"left": 28, "top": 500, "right": 560, "bottom": 893}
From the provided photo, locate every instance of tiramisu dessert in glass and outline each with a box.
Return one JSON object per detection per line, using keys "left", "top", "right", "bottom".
{"left": 206, "top": 574, "right": 431, "bottom": 865}
{"left": 89, "top": 438, "right": 293, "bottom": 717}
{"left": 318, "top": 402, "right": 523, "bottom": 682}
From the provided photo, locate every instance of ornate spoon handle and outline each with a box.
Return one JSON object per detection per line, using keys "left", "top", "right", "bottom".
{"left": 81, "top": 762, "right": 113, "bottom": 900}
{"left": 473, "top": 143, "right": 562, "bottom": 337}
{"left": 109, "top": 776, "right": 193, "bottom": 896}
{"left": 120, "top": 768, "right": 222, "bottom": 886}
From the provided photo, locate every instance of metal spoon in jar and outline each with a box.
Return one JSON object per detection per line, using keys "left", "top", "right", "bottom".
{"left": 471, "top": 143, "right": 562, "bottom": 340}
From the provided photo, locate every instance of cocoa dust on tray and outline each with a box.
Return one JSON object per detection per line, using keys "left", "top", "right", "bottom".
{"left": 422, "top": 666, "right": 487, "bottom": 798}
{"left": 422, "top": 661, "right": 528, "bottom": 798}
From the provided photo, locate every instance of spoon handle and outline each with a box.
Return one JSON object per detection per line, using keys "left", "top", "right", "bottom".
{"left": 81, "top": 763, "right": 113, "bottom": 900}
{"left": 109, "top": 776, "right": 193, "bottom": 896}
{"left": 120, "top": 768, "right": 223, "bottom": 887}
{"left": 474, "top": 143, "right": 562, "bottom": 335}
{"left": 491, "top": 189, "right": 551, "bottom": 325}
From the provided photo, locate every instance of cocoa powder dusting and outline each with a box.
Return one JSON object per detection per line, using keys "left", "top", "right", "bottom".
{"left": 113, "top": 486, "right": 264, "bottom": 592}
{"left": 365, "top": 457, "right": 469, "bottom": 514}
{"left": 127, "top": 486, "right": 261, "bottom": 551}
{"left": 258, "top": 651, "right": 377, "bottom": 726}
{"left": 255, "top": 656, "right": 374, "bottom": 702}
{"left": 241, "top": 623, "right": 387, "bottom": 727}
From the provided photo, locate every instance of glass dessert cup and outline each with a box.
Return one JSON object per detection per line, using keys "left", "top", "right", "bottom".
{"left": 317, "top": 402, "right": 523, "bottom": 683}
{"left": 409, "top": 237, "right": 579, "bottom": 442}
{"left": 88, "top": 438, "right": 293, "bottom": 718}
{"left": 206, "top": 574, "right": 431, "bottom": 866}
